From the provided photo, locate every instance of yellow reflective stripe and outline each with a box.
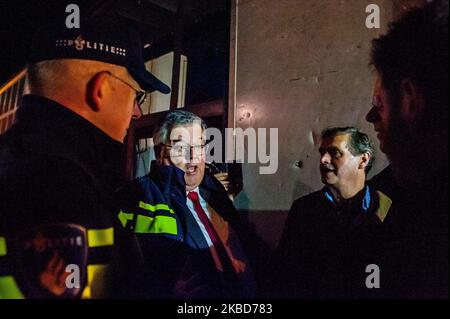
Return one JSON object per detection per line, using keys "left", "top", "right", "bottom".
{"left": 81, "top": 264, "right": 110, "bottom": 299}
{"left": 118, "top": 210, "right": 134, "bottom": 228}
{"left": 0, "top": 276, "right": 24, "bottom": 299}
{"left": 135, "top": 214, "right": 178, "bottom": 235}
{"left": 87, "top": 228, "right": 114, "bottom": 248}
{"left": 0, "top": 237, "right": 6, "bottom": 257}
{"left": 81, "top": 286, "right": 91, "bottom": 299}
{"left": 139, "top": 201, "right": 174, "bottom": 214}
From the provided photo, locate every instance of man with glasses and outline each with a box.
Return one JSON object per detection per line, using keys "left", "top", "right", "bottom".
{"left": 0, "top": 20, "right": 170, "bottom": 298}
{"left": 116, "top": 110, "right": 263, "bottom": 299}
{"left": 104, "top": 71, "right": 149, "bottom": 116}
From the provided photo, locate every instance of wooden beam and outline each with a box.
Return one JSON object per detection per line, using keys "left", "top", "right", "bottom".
{"left": 134, "top": 99, "right": 224, "bottom": 131}
{"left": 227, "top": 0, "right": 238, "bottom": 161}
{"left": 124, "top": 120, "right": 137, "bottom": 181}
{"left": 189, "top": 99, "right": 225, "bottom": 119}
{"left": 170, "top": 0, "right": 186, "bottom": 109}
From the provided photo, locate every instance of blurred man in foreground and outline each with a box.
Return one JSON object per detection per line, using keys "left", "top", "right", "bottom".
{"left": 0, "top": 20, "right": 170, "bottom": 298}
{"left": 367, "top": 0, "right": 448, "bottom": 297}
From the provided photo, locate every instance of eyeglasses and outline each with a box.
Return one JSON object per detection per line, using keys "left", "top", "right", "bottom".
{"left": 162, "top": 142, "right": 209, "bottom": 157}
{"left": 104, "top": 71, "right": 148, "bottom": 106}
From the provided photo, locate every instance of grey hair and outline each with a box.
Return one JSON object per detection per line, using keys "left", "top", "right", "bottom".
{"left": 27, "top": 60, "right": 69, "bottom": 94}
{"left": 153, "top": 110, "right": 207, "bottom": 154}
{"left": 321, "top": 126, "right": 375, "bottom": 174}
{"left": 27, "top": 59, "right": 130, "bottom": 94}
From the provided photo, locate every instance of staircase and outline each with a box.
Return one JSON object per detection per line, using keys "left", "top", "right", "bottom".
{"left": 0, "top": 70, "right": 27, "bottom": 135}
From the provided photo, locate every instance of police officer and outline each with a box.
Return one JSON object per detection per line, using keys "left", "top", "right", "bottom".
{"left": 0, "top": 20, "right": 170, "bottom": 298}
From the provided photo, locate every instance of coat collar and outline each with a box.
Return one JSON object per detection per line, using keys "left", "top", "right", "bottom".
{"left": 148, "top": 161, "right": 186, "bottom": 201}
{"left": 17, "top": 94, "right": 122, "bottom": 164}
{"left": 16, "top": 94, "right": 124, "bottom": 191}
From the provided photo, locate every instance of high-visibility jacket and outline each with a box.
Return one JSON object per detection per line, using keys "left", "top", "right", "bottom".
{"left": 114, "top": 163, "right": 187, "bottom": 298}
{"left": 0, "top": 95, "right": 140, "bottom": 299}
{"left": 115, "top": 161, "right": 263, "bottom": 299}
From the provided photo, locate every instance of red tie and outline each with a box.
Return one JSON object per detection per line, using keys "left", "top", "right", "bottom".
{"left": 187, "top": 191, "right": 236, "bottom": 276}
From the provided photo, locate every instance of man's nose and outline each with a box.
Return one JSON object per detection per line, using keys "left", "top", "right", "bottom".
{"left": 320, "top": 153, "right": 331, "bottom": 164}
{"left": 132, "top": 101, "right": 143, "bottom": 120}
{"left": 366, "top": 106, "right": 380, "bottom": 123}
{"left": 188, "top": 147, "right": 202, "bottom": 164}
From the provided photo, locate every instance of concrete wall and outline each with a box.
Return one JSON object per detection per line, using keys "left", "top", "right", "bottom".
{"left": 230, "top": 0, "right": 396, "bottom": 249}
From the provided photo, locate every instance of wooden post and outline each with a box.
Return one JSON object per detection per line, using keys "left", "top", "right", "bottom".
{"left": 124, "top": 121, "right": 137, "bottom": 181}
{"left": 170, "top": 0, "right": 185, "bottom": 109}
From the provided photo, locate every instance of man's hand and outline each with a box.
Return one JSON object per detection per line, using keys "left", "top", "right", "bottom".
{"left": 215, "top": 172, "right": 231, "bottom": 193}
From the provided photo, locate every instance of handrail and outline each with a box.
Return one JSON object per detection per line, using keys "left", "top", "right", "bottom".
{"left": 0, "top": 109, "right": 16, "bottom": 122}
{"left": 0, "top": 69, "right": 27, "bottom": 95}
{"left": 0, "top": 69, "right": 27, "bottom": 133}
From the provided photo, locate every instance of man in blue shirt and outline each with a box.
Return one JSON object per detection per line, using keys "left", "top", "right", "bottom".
{"left": 276, "top": 127, "right": 392, "bottom": 298}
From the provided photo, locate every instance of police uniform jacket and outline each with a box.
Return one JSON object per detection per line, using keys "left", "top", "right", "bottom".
{"left": 0, "top": 95, "right": 140, "bottom": 299}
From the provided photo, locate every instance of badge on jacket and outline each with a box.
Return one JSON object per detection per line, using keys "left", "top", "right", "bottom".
{"left": 14, "top": 224, "right": 88, "bottom": 298}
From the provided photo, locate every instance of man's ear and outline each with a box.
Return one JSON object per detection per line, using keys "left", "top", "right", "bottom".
{"left": 358, "top": 153, "right": 370, "bottom": 171}
{"left": 399, "top": 78, "right": 426, "bottom": 123}
{"left": 154, "top": 146, "right": 171, "bottom": 166}
{"left": 86, "top": 72, "right": 109, "bottom": 111}
{"left": 154, "top": 146, "right": 163, "bottom": 164}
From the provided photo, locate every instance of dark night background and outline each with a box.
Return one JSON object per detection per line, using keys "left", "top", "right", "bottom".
{"left": 0, "top": 1, "right": 91, "bottom": 84}
{"left": 0, "top": 0, "right": 230, "bottom": 106}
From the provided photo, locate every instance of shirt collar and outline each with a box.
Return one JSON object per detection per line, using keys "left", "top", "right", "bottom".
{"left": 324, "top": 185, "right": 372, "bottom": 214}
{"left": 187, "top": 187, "right": 200, "bottom": 196}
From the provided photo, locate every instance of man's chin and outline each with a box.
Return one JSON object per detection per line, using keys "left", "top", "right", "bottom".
{"left": 380, "top": 139, "right": 399, "bottom": 159}
{"left": 186, "top": 183, "right": 200, "bottom": 192}
{"left": 185, "top": 177, "right": 201, "bottom": 191}
{"left": 322, "top": 174, "right": 339, "bottom": 186}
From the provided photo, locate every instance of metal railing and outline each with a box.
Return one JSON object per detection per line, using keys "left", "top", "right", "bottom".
{"left": 0, "top": 70, "right": 27, "bottom": 135}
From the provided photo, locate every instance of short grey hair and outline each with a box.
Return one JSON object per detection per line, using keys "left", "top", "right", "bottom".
{"left": 27, "top": 59, "right": 131, "bottom": 95}
{"left": 321, "top": 126, "right": 375, "bottom": 174}
{"left": 153, "top": 110, "right": 207, "bottom": 155}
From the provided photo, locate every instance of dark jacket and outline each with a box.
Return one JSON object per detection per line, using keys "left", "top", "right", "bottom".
{"left": 275, "top": 185, "right": 392, "bottom": 299}
{"left": 369, "top": 167, "right": 449, "bottom": 298}
{"left": 0, "top": 95, "right": 141, "bottom": 299}
{"left": 116, "top": 161, "right": 265, "bottom": 299}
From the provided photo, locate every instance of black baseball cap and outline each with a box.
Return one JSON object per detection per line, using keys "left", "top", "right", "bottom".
{"left": 28, "top": 21, "right": 171, "bottom": 94}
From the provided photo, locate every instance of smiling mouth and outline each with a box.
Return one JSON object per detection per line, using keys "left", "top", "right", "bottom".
{"left": 186, "top": 164, "right": 198, "bottom": 175}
